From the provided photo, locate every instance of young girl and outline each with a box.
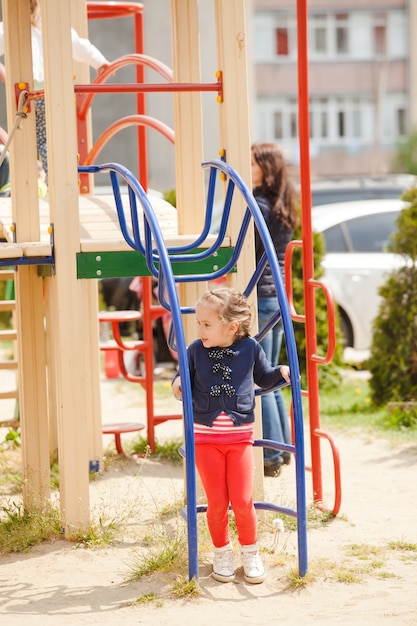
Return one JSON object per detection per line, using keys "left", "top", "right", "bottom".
{"left": 172, "top": 287, "right": 290, "bottom": 584}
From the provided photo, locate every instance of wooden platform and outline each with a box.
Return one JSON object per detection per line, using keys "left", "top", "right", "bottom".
{"left": 0, "top": 191, "right": 233, "bottom": 278}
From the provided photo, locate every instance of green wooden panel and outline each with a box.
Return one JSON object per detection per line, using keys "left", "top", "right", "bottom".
{"left": 76, "top": 247, "right": 236, "bottom": 279}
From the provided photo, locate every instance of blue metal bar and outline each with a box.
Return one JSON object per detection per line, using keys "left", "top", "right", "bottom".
{"left": 0, "top": 255, "right": 54, "bottom": 268}
{"left": 79, "top": 159, "right": 308, "bottom": 578}
{"left": 201, "top": 159, "right": 308, "bottom": 576}
{"left": 79, "top": 161, "right": 199, "bottom": 581}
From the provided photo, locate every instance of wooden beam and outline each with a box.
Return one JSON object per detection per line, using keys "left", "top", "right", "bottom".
{"left": 170, "top": 0, "right": 208, "bottom": 345}
{"left": 214, "top": 0, "right": 263, "bottom": 500}
{"left": 40, "top": 0, "right": 91, "bottom": 534}
{"left": 3, "top": 0, "right": 51, "bottom": 512}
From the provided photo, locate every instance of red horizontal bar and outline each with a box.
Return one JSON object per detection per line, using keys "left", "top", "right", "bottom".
{"left": 87, "top": 2, "right": 144, "bottom": 20}
{"left": 73, "top": 81, "right": 221, "bottom": 95}
{"left": 28, "top": 78, "right": 222, "bottom": 103}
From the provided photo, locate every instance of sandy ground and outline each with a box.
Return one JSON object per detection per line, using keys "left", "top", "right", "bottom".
{"left": 1, "top": 367, "right": 417, "bottom": 625}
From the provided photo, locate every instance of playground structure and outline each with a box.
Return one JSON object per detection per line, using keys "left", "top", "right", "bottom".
{"left": 0, "top": 0, "right": 341, "bottom": 580}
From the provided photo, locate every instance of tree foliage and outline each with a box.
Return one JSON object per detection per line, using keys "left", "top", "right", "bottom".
{"left": 367, "top": 186, "right": 417, "bottom": 405}
{"left": 394, "top": 131, "right": 417, "bottom": 175}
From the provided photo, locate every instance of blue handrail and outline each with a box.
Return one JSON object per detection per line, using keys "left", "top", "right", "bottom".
{"left": 80, "top": 159, "right": 308, "bottom": 579}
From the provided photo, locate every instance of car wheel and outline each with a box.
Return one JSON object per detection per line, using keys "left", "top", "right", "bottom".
{"left": 338, "top": 308, "right": 353, "bottom": 348}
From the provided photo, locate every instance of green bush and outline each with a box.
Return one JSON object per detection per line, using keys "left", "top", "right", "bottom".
{"left": 394, "top": 130, "right": 417, "bottom": 175}
{"left": 163, "top": 189, "right": 176, "bottom": 208}
{"left": 367, "top": 185, "right": 417, "bottom": 405}
{"left": 378, "top": 404, "right": 417, "bottom": 431}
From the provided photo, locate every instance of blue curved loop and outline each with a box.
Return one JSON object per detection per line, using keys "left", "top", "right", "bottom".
{"left": 79, "top": 159, "right": 308, "bottom": 579}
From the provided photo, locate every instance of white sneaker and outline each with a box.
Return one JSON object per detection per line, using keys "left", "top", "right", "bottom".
{"left": 212, "top": 543, "right": 235, "bottom": 582}
{"left": 240, "top": 543, "right": 266, "bottom": 584}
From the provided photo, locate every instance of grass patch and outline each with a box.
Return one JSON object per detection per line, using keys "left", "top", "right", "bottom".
{"left": 387, "top": 539, "right": 417, "bottom": 552}
{"left": 335, "top": 566, "right": 365, "bottom": 584}
{"left": 128, "top": 435, "right": 183, "bottom": 464}
{"left": 1, "top": 428, "right": 21, "bottom": 449}
{"left": 123, "top": 479, "right": 188, "bottom": 581}
{"left": 0, "top": 465, "right": 22, "bottom": 496}
{"left": 132, "top": 592, "right": 156, "bottom": 605}
{"left": 0, "top": 502, "right": 62, "bottom": 554}
{"left": 270, "top": 503, "right": 337, "bottom": 534}
{"left": 128, "top": 532, "right": 187, "bottom": 580}
{"left": 281, "top": 537, "right": 414, "bottom": 589}
{"left": 285, "top": 567, "right": 316, "bottom": 588}
{"left": 169, "top": 575, "right": 201, "bottom": 599}
{"left": 291, "top": 373, "right": 417, "bottom": 444}
{"left": 72, "top": 514, "right": 120, "bottom": 547}
{"left": 346, "top": 543, "right": 384, "bottom": 560}
{"left": 379, "top": 404, "right": 417, "bottom": 431}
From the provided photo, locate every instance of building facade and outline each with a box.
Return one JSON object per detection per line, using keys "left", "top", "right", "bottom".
{"left": 1, "top": 1, "right": 415, "bottom": 186}
{"left": 253, "top": 0, "right": 413, "bottom": 178}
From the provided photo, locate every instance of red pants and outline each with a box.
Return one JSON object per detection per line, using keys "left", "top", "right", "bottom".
{"left": 195, "top": 441, "right": 257, "bottom": 548}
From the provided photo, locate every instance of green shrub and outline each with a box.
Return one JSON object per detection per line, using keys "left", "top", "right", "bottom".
{"left": 378, "top": 404, "right": 417, "bottom": 431}
{"left": 163, "top": 189, "right": 176, "bottom": 208}
{"left": 394, "top": 130, "right": 417, "bottom": 175}
{"left": 367, "top": 186, "right": 417, "bottom": 406}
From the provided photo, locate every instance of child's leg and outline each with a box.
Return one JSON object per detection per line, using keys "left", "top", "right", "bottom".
{"left": 226, "top": 442, "right": 257, "bottom": 546}
{"left": 195, "top": 443, "right": 230, "bottom": 548}
{"left": 226, "top": 444, "right": 265, "bottom": 583}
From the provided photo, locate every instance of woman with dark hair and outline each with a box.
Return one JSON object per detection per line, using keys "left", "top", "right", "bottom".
{"left": 251, "top": 142, "right": 299, "bottom": 477}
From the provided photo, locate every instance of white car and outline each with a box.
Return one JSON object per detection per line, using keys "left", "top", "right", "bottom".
{"left": 312, "top": 198, "right": 408, "bottom": 355}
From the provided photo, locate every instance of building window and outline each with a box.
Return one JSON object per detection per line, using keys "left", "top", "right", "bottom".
{"left": 338, "top": 110, "right": 345, "bottom": 138}
{"left": 311, "top": 15, "right": 327, "bottom": 54}
{"left": 274, "top": 111, "right": 283, "bottom": 139}
{"left": 290, "top": 111, "right": 298, "bottom": 138}
{"left": 335, "top": 13, "right": 348, "bottom": 54}
{"left": 397, "top": 108, "right": 406, "bottom": 136}
{"left": 309, "top": 98, "right": 329, "bottom": 141}
{"left": 258, "top": 97, "right": 381, "bottom": 151}
{"left": 374, "top": 13, "right": 387, "bottom": 55}
{"left": 321, "top": 111, "right": 328, "bottom": 139}
{"left": 352, "top": 109, "right": 361, "bottom": 138}
{"left": 276, "top": 28, "right": 289, "bottom": 56}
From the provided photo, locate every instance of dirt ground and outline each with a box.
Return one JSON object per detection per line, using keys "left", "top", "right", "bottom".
{"left": 1, "top": 370, "right": 417, "bottom": 626}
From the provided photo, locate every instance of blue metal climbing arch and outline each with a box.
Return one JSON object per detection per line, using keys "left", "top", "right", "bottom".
{"left": 79, "top": 160, "right": 308, "bottom": 580}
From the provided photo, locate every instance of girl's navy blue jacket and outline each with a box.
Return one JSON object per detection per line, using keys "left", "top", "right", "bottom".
{"left": 177, "top": 336, "right": 287, "bottom": 427}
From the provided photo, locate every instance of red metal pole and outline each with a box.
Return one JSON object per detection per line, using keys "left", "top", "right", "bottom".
{"left": 135, "top": 10, "right": 147, "bottom": 190}
{"left": 296, "top": 0, "right": 324, "bottom": 505}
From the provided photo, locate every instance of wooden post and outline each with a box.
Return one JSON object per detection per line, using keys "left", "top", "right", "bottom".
{"left": 68, "top": 0, "right": 103, "bottom": 470}
{"left": 40, "top": 0, "right": 91, "bottom": 534}
{"left": 170, "top": 0, "right": 207, "bottom": 343}
{"left": 2, "top": 0, "right": 51, "bottom": 511}
{"left": 170, "top": 0, "right": 206, "bottom": 502}
{"left": 214, "top": 0, "right": 263, "bottom": 499}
